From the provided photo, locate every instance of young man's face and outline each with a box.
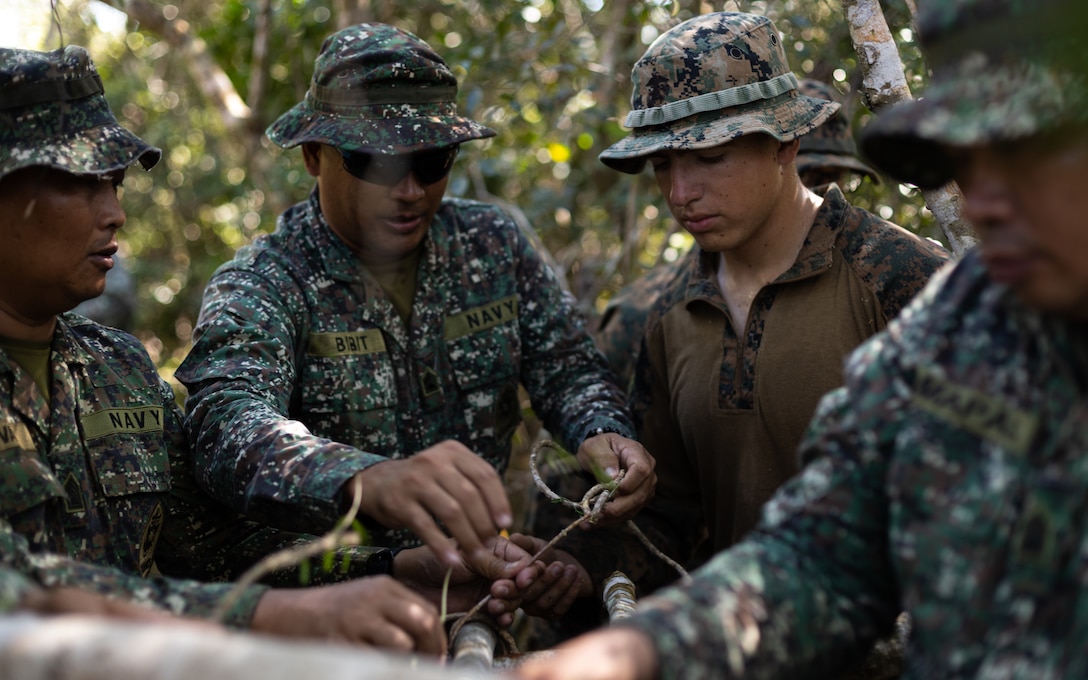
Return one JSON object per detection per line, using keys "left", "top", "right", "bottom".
{"left": 0, "top": 167, "right": 125, "bottom": 325}
{"left": 648, "top": 133, "right": 795, "bottom": 256}
{"left": 305, "top": 143, "right": 449, "bottom": 267}
{"left": 954, "top": 128, "right": 1088, "bottom": 321}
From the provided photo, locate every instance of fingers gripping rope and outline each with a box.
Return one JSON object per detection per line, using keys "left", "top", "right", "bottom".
{"left": 530, "top": 439, "right": 623, "bottom": 524}
{"left": 447, "top": 440, "right": 690, "bottom": 653}
{"left": 529, "top": 440, "right": 690, "bottom": 582}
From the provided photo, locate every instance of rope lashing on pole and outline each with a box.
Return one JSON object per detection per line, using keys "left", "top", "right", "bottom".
{"left": 450, "top": 617, "right": 499, "bottom": 670}
{"left": 603, "top": 571, "right": 638, "bottom": 622}
{"left": 446, "top": 439, "right": 691, "bottom": 659}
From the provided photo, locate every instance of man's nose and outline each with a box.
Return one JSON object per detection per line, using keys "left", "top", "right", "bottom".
{"left": 959, "top": 152, "right": 1014, "bottom": 230}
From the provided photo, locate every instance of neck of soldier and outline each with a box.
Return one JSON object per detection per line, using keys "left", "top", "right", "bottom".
{"left": 363, "top": 248, "right": 423, "bottom": 325}
{"left": 0, "top": 304, "right": 56, "bottom": 343}
{"left": 716, "top": 175, "right": 821, "bottom": 331}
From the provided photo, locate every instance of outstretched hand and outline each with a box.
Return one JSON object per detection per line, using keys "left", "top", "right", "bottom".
{"left": 350, "top": 440, "right": 513, "bottom": 569}
{"left": 393, "top": 541, "right": 543, "bottom": 627}
{"left": 515, "top": 627, "right": 660, "bottom": 680}
{"left": 252, "top": 576, "right": 447, "bottom": 656}
{"left": 487, "top": 533, "right": 592, "bottom": 620}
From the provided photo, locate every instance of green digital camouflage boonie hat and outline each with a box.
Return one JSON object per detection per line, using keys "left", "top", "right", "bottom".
{"left": 267, "top": 23, "right": 495, "bottom": 154}
{"left": 795, "top": 79, "right": 880, "bottom": 184}
{"left": 0, "top": 45, "right": 160, "bottom": 182}
{"left": 600, "top": 12, "right": 839, "bottom": 174}
{"left": 861, "top": 0, "right": 1088, "bottom": 189}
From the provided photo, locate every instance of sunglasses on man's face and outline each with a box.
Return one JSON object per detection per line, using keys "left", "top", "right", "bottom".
{"left": 338, "top": 146, "right": 459, "bottom": 186}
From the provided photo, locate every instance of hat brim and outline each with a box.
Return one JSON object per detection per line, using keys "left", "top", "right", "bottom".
{"left": 267, "top": 102, "right": 496, "bottom": 154}
{"left": 599, "top": 93, "right": 839, "bottom": 174}
{"left": 860, "top": 59, "right": 1083, "bottom": 189}
{"left": 2, "top": 122, "right": 159, "bottom": 180}
{"left": 796, "top": 151, "right": 881, "bottom": 184}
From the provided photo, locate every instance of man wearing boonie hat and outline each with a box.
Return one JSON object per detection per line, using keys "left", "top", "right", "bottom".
{"left": 587, "top": 76, "right": 883, "bottom": 400}
{"left": 515, "top": 0, "right": 1088, "bottom": 678}
{"left": 795, "top": 78, "right": 881, "bottom": 189}
{"left": 522, "top": 10, "right": 946, "bottom": 612}
{"left": 0, "top": 43, "right": 541, "bottom": 654}
{"left": 528, "top": 70, "right": 898, "bottom": 649}
{"left": 176, "top": 22, "right": 656, "bottom": 615}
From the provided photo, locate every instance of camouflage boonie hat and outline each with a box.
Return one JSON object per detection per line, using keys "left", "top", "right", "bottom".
{"left": 861, "top": 0, "right": 1088, "bottom": 189}
{"left": 267, "top": 23, "right": 495, "bottom": 154}
{"left": 0, "top": 46, "right": 160, "bottom": 182}
{"left": 795, "top": 79, "right": 880, "bottom": 184}
{"left": 600, "top": 12, "right": 839, "bottom": 174}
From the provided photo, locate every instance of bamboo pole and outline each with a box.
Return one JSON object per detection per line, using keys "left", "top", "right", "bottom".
{"left": 603, "top": 571, "right": 638, "bottom": 622}
{"left": 0, "top": 614, "right": 491, "bottom": 680}
{"left": 450, "top": 619, "right": 498, "bottom": 670}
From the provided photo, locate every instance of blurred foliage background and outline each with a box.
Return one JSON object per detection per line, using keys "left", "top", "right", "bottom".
{"left": 6, "top": 0, "right": 936, "bottom": 386}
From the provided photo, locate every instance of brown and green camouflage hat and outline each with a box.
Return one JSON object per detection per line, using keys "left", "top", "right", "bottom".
{"left": 860, "top": 0, "right": 1088, "bottom": 189}
{"left": 795, "top": 78, "right": 880, "bottom": 184}
{"left": 0, "top": 45, "right": 160, "bottom": 182}
{"left": 600, "top": 12, "right": 839, "bottom": 174}
{"left": 267, "top": 23, "right": 495, "bottom": 154}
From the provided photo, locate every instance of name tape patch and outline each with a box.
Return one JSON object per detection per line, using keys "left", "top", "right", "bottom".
{"left": 308, "top": 329, "right": 387, "bottom": 357}
{"left": 913, "top": 367, "right": 1038, "bottom": 455}
{"left": 445, "top": 295, "right": 519, "bottom": 340}
{"left": 81, "top": 407, "right": 164, "bottom": 441}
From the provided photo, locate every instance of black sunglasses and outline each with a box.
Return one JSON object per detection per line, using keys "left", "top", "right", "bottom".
{"left": 338, "top": 146, "right": 459, "bottom": 186}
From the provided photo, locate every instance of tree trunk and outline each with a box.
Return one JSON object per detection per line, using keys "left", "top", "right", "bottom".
{"left": 843, "top": 0, "right": 977, "bottom": 256}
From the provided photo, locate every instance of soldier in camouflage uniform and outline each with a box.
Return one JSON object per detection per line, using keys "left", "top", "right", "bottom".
{"left": 527, "top": 11, "right": 947, "bottom": 591}
{"left": 0, "top": 44, "right": 542, "bottom": 654}
{"left": 516, "top": 0, "right": 1088, "bottom": 677}
{"left": 174, "top": 23, "right": 654, "bottom": 609}
{"left": 518, "top": 14, "right": 945, "bottom": 658}
{"left": 794, "top": 78, "right": 880, "bottom": 190}
{"left": 592, "top": 77, "right": 882, "bottom": 396}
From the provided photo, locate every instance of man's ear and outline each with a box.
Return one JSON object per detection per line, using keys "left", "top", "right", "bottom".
{"left": 301, "top": 142, "right": 323, "bottom": 177}
{"left": 777, "top": 138, "right": 801, "bottom": 166}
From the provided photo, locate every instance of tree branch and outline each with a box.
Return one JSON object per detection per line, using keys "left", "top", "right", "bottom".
{"left": 843, "top": 0, "right": 977, "bottom": 256}
{"left": 104, "top": 0, "right": 252, "bottom": 130}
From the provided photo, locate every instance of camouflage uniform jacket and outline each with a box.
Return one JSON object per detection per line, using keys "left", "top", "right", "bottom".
{"left": 0, "top": 315, "right": 391, "bottom": 623}
{"left": 561, "top": 186, "right": 949, "bottom": 593}
{"left": 621, "top": 251, "right": 1088, "bottom": 679}
{"left": 176, "top": 190, "right": 631, "bottom": 543}
{"left": 0, "top": 314, "right": 267, "bottom": 626}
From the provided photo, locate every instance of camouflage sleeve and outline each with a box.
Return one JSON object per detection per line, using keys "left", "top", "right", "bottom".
{"left": 0, "top": 565, "right": 36, "bottom": 613}
{"left": 840, "top": 203, "right": 952, "bottom": 324}
{"left": 179, "top": 263, "right": 386, "bottom": 532}
{"left": 0, "top": 513, "right": 267, "bottom": 628}
{"left": 593, "top": 259, "right": 685, "bottom": 395}
{"left": 618, "top": 339, "right": 905, "bottom": 680}
{"left": 155, "top": 379, "right": 390, "bottom": 587}
{"left": 594, "top": 301, "right": 639, "bottom": 394}
{"left": 512, "top": 224, "right": 634, "bottom": 448}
